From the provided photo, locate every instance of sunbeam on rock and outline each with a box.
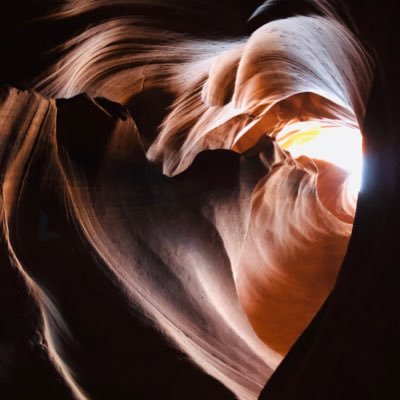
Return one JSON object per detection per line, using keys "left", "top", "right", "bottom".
{"left": 0, "top": 1, "right": 374, "bottom": 399}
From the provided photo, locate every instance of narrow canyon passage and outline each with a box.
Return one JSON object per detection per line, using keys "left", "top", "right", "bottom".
{"left": 1, "top": 1, "right": 386, "bottom": 400}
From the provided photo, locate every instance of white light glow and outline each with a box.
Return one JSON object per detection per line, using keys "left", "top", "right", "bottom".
{"left": 277, "top": 122, "right": 363, "bottom": 199}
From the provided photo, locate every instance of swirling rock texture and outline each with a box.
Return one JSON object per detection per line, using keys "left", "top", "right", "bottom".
{"left": 1, "top": 1, "right": 397, "bottom": 399}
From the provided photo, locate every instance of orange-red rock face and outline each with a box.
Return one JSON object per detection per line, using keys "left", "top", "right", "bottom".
{"left": 0, "top": 2, "right": 374, "bottom": 399}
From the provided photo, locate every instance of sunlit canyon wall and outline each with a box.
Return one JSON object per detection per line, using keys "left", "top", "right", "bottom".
{"left": 0, "top": 1, "right": 373, "bottom": 399}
